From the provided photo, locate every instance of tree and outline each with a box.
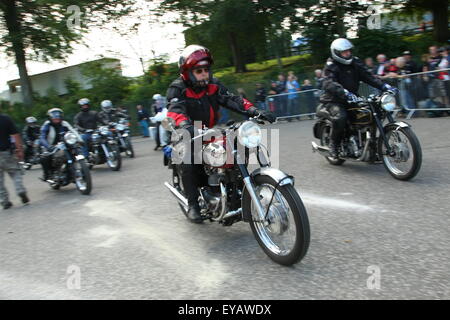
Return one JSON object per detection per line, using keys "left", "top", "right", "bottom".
{"left": 0, "top": 0, "right": 135, "bottom": 107}
{"left": 388, "top": 0, "right": 450, "bottom": 42}
{"left": 292, "top": 0, "right": 372, "bottom": 63}
{"left": 159, "top": 0, "right": 302, "bottom": 73}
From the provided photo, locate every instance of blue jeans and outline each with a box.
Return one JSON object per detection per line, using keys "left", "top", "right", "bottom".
{"left": 81, "top": 133, "right": 92, "bottom": 158}
{"left": 140, "top": 120, "right": 149, "bottom": 137}
{"left": 257, "top": 101, "right": 267, "bottom": 111}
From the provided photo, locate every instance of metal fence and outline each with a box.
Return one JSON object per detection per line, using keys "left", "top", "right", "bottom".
{"left": 359, "top": 68, "right": 450, "bottom": 119}
{"left": 265, "top": 89, "right": 320, "bottom": 121}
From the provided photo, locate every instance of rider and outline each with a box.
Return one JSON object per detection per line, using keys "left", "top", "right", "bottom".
{"left": 39, "top": 108, "right": 78, "bottom": 181}
{"left": 22, "top": 116, "right": 41, "bottom": 164}
{"left": 319, "top": 38, "right": 398, "bottom": 158}
{"left": 74, "top": 98, "right": 105, "bottom": 158}
{"left": 166, "top": 44, "right": 275, "bottom": 223}
{"left": 98, "top": 100, "right": 129, "bottom": 124}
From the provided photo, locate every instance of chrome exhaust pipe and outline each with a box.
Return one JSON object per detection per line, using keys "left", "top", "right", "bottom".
{"left": 312, "top": 141, "right": 331, "bottom": 157}
{"left": 223, "top": 208, "right": 242, "bottom": 220}
{"left": 164, "top": 182, "right": 188, "bottom": 209}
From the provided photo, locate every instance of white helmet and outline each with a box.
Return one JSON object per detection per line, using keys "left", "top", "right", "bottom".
{"left": 78, "top": 98, "right": 90, "bottom": 106}
{"left": 25, "top": 116, "right": 37, "bottom": 124}
{"left": 330, "top": 38, "right": 354, "bottom": 65}
{"left": 152, "top": 93, "right": 162, "bottom": 101}
{"left": 101, "top": 100, "right": 113, "bottom": 113}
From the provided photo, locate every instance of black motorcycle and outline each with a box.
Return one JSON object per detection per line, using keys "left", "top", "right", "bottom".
{"left": 312, "top": 91, "right": 422, "bottom": 180}
{"left": 41, "top": 132, "right": 92, "bottom": 195}
{"left": 163, "top": 116, "right": 310, "bottom": 266}
{"left": 112, "top": 119, "right": 135, "bottom": 158}
{"left": 86, "top": 126, "right": 122, "bottom": 171}
{"left": 22, "top": 139, "right": 41, "bottom": 170}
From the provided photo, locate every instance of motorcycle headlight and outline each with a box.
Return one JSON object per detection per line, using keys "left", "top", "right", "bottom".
{"left": 238, "top": 121, "right": 262, "bottom": 149}
{"left": 380, "top": 92, "right": 397, "bottom": 112}
{"left": 99, "top": 126, "right": 109, "bottom": 136}
{"left": 64, "top": 132, "right": 78, "bottom": 145}
{"left": 91, "top": 133, "right": 101, "bottom": 143}
{"left": 116, "top": 124, "right": 125, "bottom": 131}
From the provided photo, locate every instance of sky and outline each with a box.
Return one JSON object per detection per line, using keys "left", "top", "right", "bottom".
{"left": 0, "top": 0, "right": 187, "bottom": 91}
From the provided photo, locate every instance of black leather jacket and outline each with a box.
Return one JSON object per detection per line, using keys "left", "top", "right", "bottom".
{"left": 320, "top": 57, "right": 385, "bottom": 104}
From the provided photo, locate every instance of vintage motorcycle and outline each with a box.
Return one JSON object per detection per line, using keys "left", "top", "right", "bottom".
{"left": 112, "top": 119, "right": 135, "bottom": 158}
{"left": 163, "top": 116, "right": 310, "bottom": 266}
{"left": 312, "top": 91, "right": 422, "bottom": 180}
{"left": 41, "top": 132, "right": 92, "bottom": 195}
{"left": 22, "top": 139, "right": 41, "bottom": 170}
{"left": 86, "top": 125, "right": 122, "bottom": 171}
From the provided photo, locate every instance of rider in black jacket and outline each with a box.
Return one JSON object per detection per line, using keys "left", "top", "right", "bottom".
{"left": 166, "top": 45, "right": 275, "bottom": 223}
{"left": 319, "top": 38, "right": 398, "bottom": 158}
{"left": 22, "top": 116, "right": 40, "bottom": 163}
{"left": 98, "top": 100, "right": 128, "bottom": 124}
{"left": 73, "top": 98, "right": 105, "bottom": 158}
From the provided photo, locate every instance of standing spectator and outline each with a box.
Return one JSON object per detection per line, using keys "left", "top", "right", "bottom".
{"left": 427, "top": 45, "right": 448, "bottom": 109}
{"left": 375, "top": 54, "right": 388, "bottom": 79}
{"left": 402, "top": 51, "right": 418, "bottom": 74}
{"left": 364, "top": 57, "right": 376, "bottom": 74}
{"left": 254, "top": 83, "right": 267, "bottom": 111}
{"left": 0, "top": 114, "right": 29, "bottom": 209}
{"left": 275, "top": 74, "right": 287, "bottom": 117}
{"left": 300, "top": 79, "right": 316, "bottom": 119}
{"left": 394, "top": 57, "right": 416, "bottom": 113}
{"left": 286, "top": 74, "right": 300, "bottom": 121}
{"left": 437, "top": 47, "right": 450, "bottom": 108}
{"left": 268, "top": 81, "right": 279, "bottom": 114}
{"left": 136, "top": 105, "right": 150, "bottom": 138}
{"left": 314, "top": 69, "right": 324, "bottom": 90}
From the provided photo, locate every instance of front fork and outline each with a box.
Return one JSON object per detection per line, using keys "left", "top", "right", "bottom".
{"left": 234, "top": 144, "right": 269, "bottom": 223}
{"left": 374, "top": 112, "right": 394, "bottom": 156}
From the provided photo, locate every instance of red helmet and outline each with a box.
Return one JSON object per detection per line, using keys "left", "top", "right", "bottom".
{"left": 178, "top": 45, "right": 213, "bottom": 86}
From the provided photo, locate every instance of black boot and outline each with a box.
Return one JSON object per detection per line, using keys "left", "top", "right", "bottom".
{"left": 2, "top": 201, "right": 13, "bottom": 210}
{"left": 186, "top": 204, "right": 203, "bottom": 224}
{"left": 329, "top": 142, "right": 339, "bottom": 159}
{"left": 19, "top": 192, "right": 30, "bottom": 205}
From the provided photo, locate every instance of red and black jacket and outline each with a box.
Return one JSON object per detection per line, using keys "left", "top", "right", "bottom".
{"left": 166, "top": 77, "right": 255, "bottom": 128}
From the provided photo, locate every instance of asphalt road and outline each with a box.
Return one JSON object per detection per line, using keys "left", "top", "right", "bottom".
{"left": 0, "top": 117, "right": 449, "bottom": 300}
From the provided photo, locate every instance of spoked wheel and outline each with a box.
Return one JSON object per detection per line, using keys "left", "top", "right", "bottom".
{"left": 320, "top": 124, "right": 345, "bottom": 165}
{"left": 378, "top": 126, "right": 422, "bottom": 180}
{"left": 73, "top": 159, "right": 92, "bottom": 195}
{"left": 106, "top": 145, "right": 122, "bottom": 171}
{"left": 125, "top": 139, "right": 135, "bottom": 158}
{"left": 244, "top": 175, "right": 310, "bottom": 266}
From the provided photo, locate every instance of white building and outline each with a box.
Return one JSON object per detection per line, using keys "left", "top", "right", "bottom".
{"left": 5, "top": 58, "right": 121, "bottom": 104}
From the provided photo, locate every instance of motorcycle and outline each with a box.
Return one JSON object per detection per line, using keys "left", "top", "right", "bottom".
{"left": 312, "top": 91, "right": 422, "bottom": 180}
{"left": 22, "top": 139, "right": 41, "bottom": 170}
{"left": 41, "top": 132, "right": 92, "bottom": 195}
{"left": 86, "top": 126, "right": 122, "bottom": 171}
{"left": 163, "top": 116, "right": 310, "bottom": 266}
{"left": 112, "top": 119, "right": 135, "bottom": 158}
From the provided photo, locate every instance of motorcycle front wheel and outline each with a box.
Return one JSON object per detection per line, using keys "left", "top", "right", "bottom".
{"left": 106, "top": 144, "right": 122, "bottom": 171}
{"left": 73, "top": 159, "right": 92, "bottom": 195}
{"left": 378, "top": 126, "right": 422, "bottom": 181}
{"left": 243, "top": 175, "right": 310, "bottom": 266}
{"left": 125, "top": 139, "right": 135, "bottom": 158}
